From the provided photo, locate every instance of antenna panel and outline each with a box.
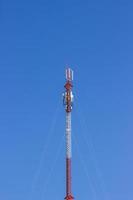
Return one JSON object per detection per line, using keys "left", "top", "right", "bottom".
{"left": 66, "top": 68, "right": 73, "bottom": 81}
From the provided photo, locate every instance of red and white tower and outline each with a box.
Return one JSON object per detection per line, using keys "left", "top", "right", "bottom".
{"left": 63, "top": 68, "right": 74, "bottom": 200}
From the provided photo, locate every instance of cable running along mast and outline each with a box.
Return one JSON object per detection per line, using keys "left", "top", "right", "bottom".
{"left": 63, "top": 68, "right": 74, "bottom": 200}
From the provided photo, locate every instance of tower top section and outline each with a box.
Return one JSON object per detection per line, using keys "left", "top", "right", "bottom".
{"left": 63, "top": 68, "right": 74, "bottom": 113}
{"left": 66, "top": 68, "right": 73, "bottom": 82}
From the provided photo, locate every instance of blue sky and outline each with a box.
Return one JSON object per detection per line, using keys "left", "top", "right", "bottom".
{"left": 0, "top": 0, "right": 133, "bottom": 200}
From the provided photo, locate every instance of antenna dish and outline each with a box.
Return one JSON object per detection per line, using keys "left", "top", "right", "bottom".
{"left": 66, "top": 68, "right": 73, "bottom": 81}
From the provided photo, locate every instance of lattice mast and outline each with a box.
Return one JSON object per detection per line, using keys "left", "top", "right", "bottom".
{"left": 63, "top": 68, "right": 74, "bottom": 200}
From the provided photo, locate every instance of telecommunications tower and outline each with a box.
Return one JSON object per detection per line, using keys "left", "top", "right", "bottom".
{"left": 63, "top": 68, "right": 74, "bottom": 200}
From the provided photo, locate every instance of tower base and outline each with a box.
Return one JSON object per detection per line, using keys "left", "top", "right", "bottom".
{"left": 65, "top": 195, "right": 74, "bottom": 200}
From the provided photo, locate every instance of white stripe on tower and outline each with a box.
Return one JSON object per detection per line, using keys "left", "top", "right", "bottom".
{"left": 66, "top": 112, "right": 72, "bottom": 159}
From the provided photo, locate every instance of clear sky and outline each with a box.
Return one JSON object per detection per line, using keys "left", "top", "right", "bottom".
{"left": 0, "top": 0, "right": 133, "bottom": 200}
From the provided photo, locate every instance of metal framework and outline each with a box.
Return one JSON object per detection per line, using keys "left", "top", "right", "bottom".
{"left": 63, "top": 68, "right": 74, "bottom": 200}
